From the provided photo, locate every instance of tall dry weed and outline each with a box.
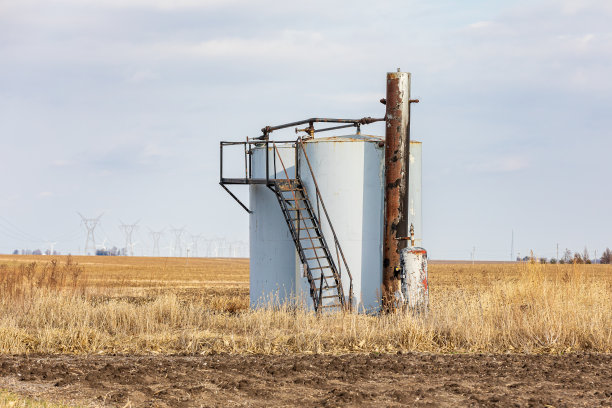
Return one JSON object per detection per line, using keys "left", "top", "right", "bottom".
{"left": 0, "top": 258, "right": 609, "bottom": 354}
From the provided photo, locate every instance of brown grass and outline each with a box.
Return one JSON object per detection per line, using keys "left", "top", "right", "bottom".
{"left": 0, "top": 255, "right": 610, "bottom": 354}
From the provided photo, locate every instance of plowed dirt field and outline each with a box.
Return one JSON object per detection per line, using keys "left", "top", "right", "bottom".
{"left": 1, "top": 353, "right": 610, "bottom": 407}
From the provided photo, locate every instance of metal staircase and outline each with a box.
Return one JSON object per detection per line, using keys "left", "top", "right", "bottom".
{"left": 220, "top": 131, "right": 356, "bottom": 313}
{"left": 273, "top": 179, "right": 346, "bottom": 312}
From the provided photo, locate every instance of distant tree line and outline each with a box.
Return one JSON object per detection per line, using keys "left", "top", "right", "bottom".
{"left": 95, "top": 246, "right": 124, "bottom": 256}
{"left": 11, "top": 247, "right": 126, "bottom": 256}
{"left": 12, "top": 249, "right": 60, "bottom": 256}
{"left": 517, "top": 247, "right": 612, "bottom": 264}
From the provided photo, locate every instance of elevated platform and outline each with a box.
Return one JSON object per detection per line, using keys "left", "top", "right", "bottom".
{"left": 220, "top": 178, "right": 287, "bottom": 185}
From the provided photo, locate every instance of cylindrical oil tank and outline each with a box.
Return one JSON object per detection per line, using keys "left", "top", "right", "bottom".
{"left": 248, "top": 135, "right": 423, "bottom": 313}
{"left": 298, "top": 135, "right": 385, "bottom": 312}
{"left": 249, "top": 143, "right": 298, "bottom": 308}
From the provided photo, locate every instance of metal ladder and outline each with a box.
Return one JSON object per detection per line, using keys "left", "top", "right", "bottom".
{"left": 273, "top": 179, "right": 346, "bottom": 312}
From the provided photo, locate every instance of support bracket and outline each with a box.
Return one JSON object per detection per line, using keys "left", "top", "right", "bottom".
{"left": 219, "top": 183, "right": 252, "bottom": 213}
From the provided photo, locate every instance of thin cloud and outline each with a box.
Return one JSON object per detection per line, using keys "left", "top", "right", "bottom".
{"left": 469, "top": 155, "right": 530, "bottom": 173}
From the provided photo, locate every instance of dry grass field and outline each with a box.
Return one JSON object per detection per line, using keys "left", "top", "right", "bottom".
{"left": 0, "top": 254, "right": 610, "bottom": 355}
{"left": 0, "top": 255, "right": 611, "bottom": 406}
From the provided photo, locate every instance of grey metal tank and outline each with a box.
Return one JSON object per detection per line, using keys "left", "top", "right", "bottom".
{"left": 248, "top": 135, "right": 423, "bottom": 313}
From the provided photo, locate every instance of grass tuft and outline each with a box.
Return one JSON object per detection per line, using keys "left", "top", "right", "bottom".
{"left": 0, "top": 255, "right": 610, "bottom": 354}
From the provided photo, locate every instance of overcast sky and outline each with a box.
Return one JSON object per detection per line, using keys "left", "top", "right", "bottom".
{"left": 1, "top": 0, "right": 611, "bottom": 260}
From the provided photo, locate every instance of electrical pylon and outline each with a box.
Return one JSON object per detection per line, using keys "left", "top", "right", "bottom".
{"left": 78, "top": 212, "right": 103, "bottom": 255}
{"left": 119, "top": 220, "right": 139, "bottom": 256}
{"left": 168, "top": 226, "right": 186, "bottom": 257}
{"left": 190, "top": 234, "right": 204, "bottom": 258}
{"left": 148, "top": 229, "right": 164, "bottom": 257}
{"left": 45, "top": 241, "right": 57, "bottom": 255}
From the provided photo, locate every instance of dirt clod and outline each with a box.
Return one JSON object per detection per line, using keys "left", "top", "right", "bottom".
{"left": 0, "top": 353, "right": 610, "bottom": 407}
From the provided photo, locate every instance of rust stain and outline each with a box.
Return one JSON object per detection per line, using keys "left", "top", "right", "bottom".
{"left": 382, "top": 72, "right": 410, "bottom": 310}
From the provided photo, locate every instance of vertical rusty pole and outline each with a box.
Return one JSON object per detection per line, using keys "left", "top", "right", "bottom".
{"left": 382, "top": 71, "right": 411, "bottom": 310}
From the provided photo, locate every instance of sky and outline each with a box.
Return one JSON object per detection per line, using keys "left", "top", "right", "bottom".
{"left": 1, "top": 0, "right": 611, "bottom": 260}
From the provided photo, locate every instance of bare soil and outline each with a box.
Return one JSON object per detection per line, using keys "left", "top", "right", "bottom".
{"left": 0, "top": 354, "right": 610, "bottom": 407}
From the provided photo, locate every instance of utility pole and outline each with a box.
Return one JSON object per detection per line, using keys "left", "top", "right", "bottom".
{"left": 511, "top": 230, "right": 514, "bottom": 261}
{"left": 78, "top": 212, "right": 103, "bottom": 255}
{"left": 556, "top": 243, "right": 559, "bottom": 261}
{"left": 471, "top": 246, "right": 476, "bottom": 265}
{"left": 119, "top": 220, "right": 139, "bottom": 256}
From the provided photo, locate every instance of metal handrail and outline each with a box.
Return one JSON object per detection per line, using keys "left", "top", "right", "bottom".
{"left": 272, "top": 143, "right": 331, "bottom": 311}
{"left": 219, "top": 137, "right": 355, "bottom": 310}
{"left": 297, "top": 138, "right": 354, "bottom": 310}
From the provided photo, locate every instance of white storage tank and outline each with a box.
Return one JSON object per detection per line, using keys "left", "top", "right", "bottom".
{"left": 248, "top": 135, "right": 422, "bottom": 313}
{"left": 297, "top": 135, "right": 385, "bottom": 312}
{"left": 249, "top": 143, "right": 298, "bottom": 308}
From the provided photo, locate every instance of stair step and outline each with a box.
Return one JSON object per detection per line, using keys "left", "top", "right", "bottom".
{"left": 299, "top": 235, "right": 321, "bottom": 240}
{"left": 286, "top": 207, "right": 308, "bottom": 211}
{"left": 321, "top": 295, "right": 341, "bottom": 299}
{"left": 315, "top": 284, "right": 338, "bottom": 289}
{"left": 319, "top": 304, "right": 343, "bottom": 309}
{"left": 309, "top": 266, "right": 331, "bottom": 270}
{"left": 305, "top": 256, "right": 327, "bottom": 261}
{"left": 291, "top": 216, "right": 315, "bottom": 221}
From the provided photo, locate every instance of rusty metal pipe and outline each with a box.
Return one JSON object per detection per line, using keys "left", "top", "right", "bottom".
{"left": 261, "top": 117, "right": 384, "bottom": 136}
{"left": 382, "top": 71, "right": 411, "bottom": 310}
{"left": 313, "top": 123, "right": 359, "bottom": 134}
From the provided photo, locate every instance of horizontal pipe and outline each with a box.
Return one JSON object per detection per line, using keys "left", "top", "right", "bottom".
{"left": 221, "top": 140, "right": 298, "bottom": 146}
{"left": 261, "top": 117, "right": 384, "bottom": 135}
{"left": 312, "top": 123, "right": 358, "bottom": 134}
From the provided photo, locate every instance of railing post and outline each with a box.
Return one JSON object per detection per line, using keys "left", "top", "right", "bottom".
{"left": 265, "top": 140, "right": 269, "bottom": 184}
{"left": 273, "top": 143, "right": 277, "bottom": 180}
{"left": 220, "top": 142, "right": 223, "bottom": 181}
{"left": 244, "top": 143, "right": 248, "bottom": 179}
{"left": 248, "top": 143, "right": 252, "bottom": 179}
{"left": 318, "top": 273, "right": 324, "bottom": 311}
{"left": 295, "top": 139, "right": 299, "bottom": 180}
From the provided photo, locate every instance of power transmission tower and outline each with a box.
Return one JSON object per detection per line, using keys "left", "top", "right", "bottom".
{"left": 78, "top": 212, "right": 103, "bottom": 255}
{"left": 190, "top": 234, "right": 204, "bottom": 258}
{"left": 45, "top": 241, "right": 57, "bottom": 255}
{"left": 169, "top": 226, "right": 186, "bottom": 257}
{"left": 202, "top": 238, "right": 211, "bottom": 257}
{"left": 149, "top": 229, "right": 164, "bottom": 257}
{"left": 119, "top": 220, "right": 139, "bottom": 256}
